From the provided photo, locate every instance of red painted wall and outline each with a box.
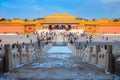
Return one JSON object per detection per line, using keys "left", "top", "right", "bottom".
{"left": 98, "top": 26, "right": 120, "bottom": 34}
{"left": 0, "top": 26, "right": 23, "bottom": 33}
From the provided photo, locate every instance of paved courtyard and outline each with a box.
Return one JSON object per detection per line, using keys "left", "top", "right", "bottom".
{"left": 0, "top": 33, "right": 120, "bottom": 79}
{"left": 0, "top": 46, "right": 114, "bottom": 80}
{"left": 0, "top": 33, "right": 120, "bottom": 45}
{"left": 0, "top": 34, "right": 37, "bottom": 45}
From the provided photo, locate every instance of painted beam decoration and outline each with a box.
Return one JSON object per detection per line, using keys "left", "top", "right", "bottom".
{"left": 25, "top": 25, "right": 35, "bottom": 33}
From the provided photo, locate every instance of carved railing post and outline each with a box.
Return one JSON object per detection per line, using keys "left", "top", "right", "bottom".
{"left": 89, "top": 47, "right": 93, "bottom": 62}
{"left": 106, "top": 45, "right": 114, "bottom": 73}
{"left": 95, "top": 45, "right": 100, "bottom": 64}
{"left": 18, "top": 45, "right": 22, "bottom": 64}
{"left": 3, "top": 44, "right": 12, "bottom": 72}
{"left": 26, "top": 46, "right": 29, "bottom": 62}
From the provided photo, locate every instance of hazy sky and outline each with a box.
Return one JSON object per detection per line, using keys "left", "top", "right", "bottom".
{"left": 0, "top": 0, "right": 120, "bottom": 19}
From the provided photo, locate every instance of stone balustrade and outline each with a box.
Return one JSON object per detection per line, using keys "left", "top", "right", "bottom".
{"left": 97, "top": 48, "right": 107, "bottom": 68}
{"left": 116, "top": 57, "right": 120, "bottom": 76}
{"left": 0, "top": 42, "right": 119, "bottom": 76}
{"left": 0, "top": 43, "right": 52, "bottom": 72}
{"left": 68, "top": 43, "right": 120, "bottom": 75}
{"left": 0, "top": 51, "right": 4, "bottom": 72}
{"left": 67, "top": 43, "right": 76, "bottom": 53}
{"left": 113, "top": 45, "right": 120, "bottom": 53}
{"left": 43, "top": 43, "right": 52, "bottom": 53}
{"left": 81, "top": 45, "right": 114, "bottom": 73}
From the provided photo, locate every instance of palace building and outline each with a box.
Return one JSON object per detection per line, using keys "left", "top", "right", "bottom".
{"left": 0, "top": 14, "right": 120, "bottom": 34}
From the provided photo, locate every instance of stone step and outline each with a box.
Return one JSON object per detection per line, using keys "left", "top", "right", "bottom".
{"left": 53, "top": 42, "right": 67, "bottom": 46}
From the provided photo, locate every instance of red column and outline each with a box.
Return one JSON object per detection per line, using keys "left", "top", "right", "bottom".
{"left": 76, "top": 26, "right": 78, "bottom": 29}
{"left": 69, "top": 25, "right": 71, "bottom": 30}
